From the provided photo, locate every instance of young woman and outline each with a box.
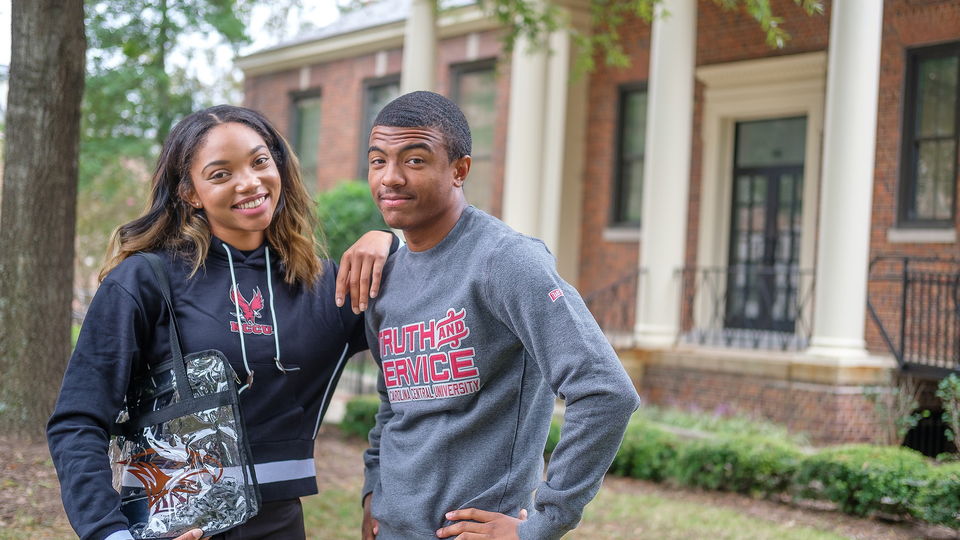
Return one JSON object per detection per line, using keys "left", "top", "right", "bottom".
{"left": 47, "top": 105, "right": 395, "bottom": 540}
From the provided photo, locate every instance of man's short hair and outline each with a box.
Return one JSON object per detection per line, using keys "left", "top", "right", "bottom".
{"left": 373, "top": 90, "right": 471, "bottom": 162}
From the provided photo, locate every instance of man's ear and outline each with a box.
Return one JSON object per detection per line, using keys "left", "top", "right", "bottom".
{"left": 452, "top": 155, "right": 472, "bottom": 188}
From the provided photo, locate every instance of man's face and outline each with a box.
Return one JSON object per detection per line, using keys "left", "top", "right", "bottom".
{"left": 367, "top": 125, "right": 470, "bottom": 238}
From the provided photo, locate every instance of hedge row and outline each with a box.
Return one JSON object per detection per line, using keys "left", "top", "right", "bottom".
{"left": 611, "top": 419, "right": 959, "bottom": 528}
{"left": 339, "top": 396, "right": 959, "bottom": 529}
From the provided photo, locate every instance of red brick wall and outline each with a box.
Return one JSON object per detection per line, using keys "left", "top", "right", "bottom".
{"left": 577, "top": 0, "right": 831, "bottom": 300}
{"left": 865, "top": 0, "right": 960, "bottom": 354}
{"left": 696, "top": 0, "right": 831, "bottom": 66}
{"left": 577, "top": 14, "right": 650, "bottom": 297}
{"left": 242, "top": 30, "right": 508, "bottom": 208}
{"left": 641, "top": 364, "right": 885, "bottom": 444}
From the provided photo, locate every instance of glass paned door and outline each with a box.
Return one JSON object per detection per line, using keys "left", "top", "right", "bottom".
{"left": 726, "top": 117, "right": 806, "bottom": 332}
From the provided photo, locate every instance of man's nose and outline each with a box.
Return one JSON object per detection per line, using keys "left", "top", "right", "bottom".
{"left": 380, "top": 161, "right": 405, "bottom": 187}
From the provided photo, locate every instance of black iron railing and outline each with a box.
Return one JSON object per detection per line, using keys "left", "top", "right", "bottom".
{"left": 583, "top": 269, "right": 643, "bottom": 346}
{"left": 867, "top": 256, "right": 960, "bottom": 378}
{"left": 678, "top": 265, "right": 816, "bottom": 351}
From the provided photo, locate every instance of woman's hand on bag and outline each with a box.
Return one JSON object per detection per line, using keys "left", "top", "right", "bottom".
{"left": 336, "top": 230, "right": 394, "bottom": 314}
{"left": 173, "top": 529, "right": 207, "bottom": 540}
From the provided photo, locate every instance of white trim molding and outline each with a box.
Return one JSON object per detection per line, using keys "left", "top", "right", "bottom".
{"left": 886, "top": 227, "right": 957, "bottom": 244}
{"left": 694, "top": 51, "right": 827, "bottom": 338}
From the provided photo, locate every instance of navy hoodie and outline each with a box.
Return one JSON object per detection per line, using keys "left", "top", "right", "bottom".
{"left": 47, "top": 237, "right": 373, "bottom": 540}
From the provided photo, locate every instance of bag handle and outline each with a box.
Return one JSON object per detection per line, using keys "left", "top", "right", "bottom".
{"left": 138, "top": 252, "right": 192, "bottom": 400}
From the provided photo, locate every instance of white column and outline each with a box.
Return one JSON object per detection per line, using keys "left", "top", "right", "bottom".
{"left": 634, "top": 0, "right": 697, "bottom": 347}
{"left": 502, "top": 34, "right": 548, "bottom": 238}
{"left": 808, "top": 1, "right": 884, "bottom": 358}
{"left": 401, "top": 0, "right": 436, "bottom": 93}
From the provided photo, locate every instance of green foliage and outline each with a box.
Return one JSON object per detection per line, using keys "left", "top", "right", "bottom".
{"left": 340, "top": 394, "right": 381, "bottom": 440}
{"left": 792, "top": 445, "right": 928, "bottom": 517}
{"left": 482, "top": 0, "right": 824, "bottom": 75}
{"left": 315, "top": 181, "right": 388, "bottom": 262}
{"left": 669, "top": 436, "right": 801, "bottom": 497}
{"left": 609, "top": 420, "right": 679, "bottom": 482}
{"left": 937, "top": 374, "right": 960, "bottom": 443}
{"left": 84, "top": 0, "right": 250, "bottom": 149}
{"left": 914, "top": 462, "right": 960, "bottom": 528}
{"left": 544, "top": 417, "right": 562, "bottom": 455}
{"left": 863, "top": 378, "right": 924, "bottom": 445}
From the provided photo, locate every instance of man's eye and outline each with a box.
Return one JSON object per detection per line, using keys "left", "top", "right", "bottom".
{"left": 408, "top": 158, "right": 424, "bottom": 165}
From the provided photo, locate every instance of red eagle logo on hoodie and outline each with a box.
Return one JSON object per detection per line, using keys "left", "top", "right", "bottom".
{"left": 228, "top": 285, "right": 273, "bottom": 335}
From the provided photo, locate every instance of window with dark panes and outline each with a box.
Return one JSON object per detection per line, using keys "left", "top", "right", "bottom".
{"left": 292, "top": 93, "right": 322, "bottom": 193}
{"left": 900, "top": 44, "right": 960, "bottom": 227}
{"left": 452, "top": 60, "right": 497, "bottom": 214}
{"left": 359, "top": 76, "right": 400, "bottom": 179}
{"left": 612, "top": 84, "right": 647, "bottom": 227}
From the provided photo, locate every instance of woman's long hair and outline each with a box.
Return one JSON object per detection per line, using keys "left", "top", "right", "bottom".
{"left": 101, "top": 105, "right": 326, "bottom": 285}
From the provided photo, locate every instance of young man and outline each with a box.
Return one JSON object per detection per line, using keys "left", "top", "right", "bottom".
{"left": 361, "top": 91, "right": 640, "bottom": 540}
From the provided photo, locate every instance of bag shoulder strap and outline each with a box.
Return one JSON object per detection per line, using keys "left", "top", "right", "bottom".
{"left": 138, "top": 252, "right": 192, "bottom": 399}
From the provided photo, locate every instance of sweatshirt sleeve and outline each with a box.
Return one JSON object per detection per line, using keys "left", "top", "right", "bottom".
{"left": 360, "top": 321, "right": 395, "bottom": 505}
{"left": 484, "top": 237, "right": 641, "bottom": 540}
{"left": 46, "top": 280, "right": 148, "bottom": 540}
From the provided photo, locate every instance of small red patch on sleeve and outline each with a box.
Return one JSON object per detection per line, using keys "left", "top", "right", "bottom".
{"left": 548, "top": 288, "right": 564, "bottom": 302}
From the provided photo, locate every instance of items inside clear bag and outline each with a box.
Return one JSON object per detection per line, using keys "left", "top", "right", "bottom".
{"left": 110, "top": 352, "right": 257, "bottom": 539}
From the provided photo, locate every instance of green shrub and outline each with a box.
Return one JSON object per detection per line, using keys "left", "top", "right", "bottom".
{"left": 315, "top": 180, "right": 388, "bottom": 262}
{"left": 340, "top": 395, "right": 381, "bottom": 439}
{"left": 667, "top": 436, "right": 801, "bottom": 497}
{"left": 936, "top": 374, "right": 960, "bottom": 444}
{"left": 609, "top": 421, "right": 679, "bottom": 482}
{"left": 793, "top": 445, "right": 928, "bottom": 517}
{"left": 914, "top": 462, "right": 960, "bottom": 528}
{"left": 544, "top": 417, "right": 562, "bottom": 456}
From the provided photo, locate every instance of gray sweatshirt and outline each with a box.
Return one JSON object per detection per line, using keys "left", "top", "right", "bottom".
{"left": 362, "top": 206, "right": 640, "bottom": 539}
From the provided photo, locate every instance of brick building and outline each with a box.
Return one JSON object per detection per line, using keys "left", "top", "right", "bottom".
{"left": 238, "top": 0, "right": 960, "bottom": 448}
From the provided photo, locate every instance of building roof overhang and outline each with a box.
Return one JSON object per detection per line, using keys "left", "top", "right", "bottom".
{"left": 236, "top": 2, "right": 501, "bottom": 77}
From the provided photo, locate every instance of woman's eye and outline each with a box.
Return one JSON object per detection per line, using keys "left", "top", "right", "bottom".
{"left": 210, "top": 171, "right": 230, "bottom": 181}
{"left": 254, "top": 156, "right": 270, "bottom": 166}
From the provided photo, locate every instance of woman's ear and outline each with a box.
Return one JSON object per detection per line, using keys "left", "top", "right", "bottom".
{"left": 179, "top": 181, "right": 201, "bottom": 209}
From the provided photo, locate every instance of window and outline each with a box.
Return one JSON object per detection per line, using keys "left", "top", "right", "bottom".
{"left": 291, "top": 92, "right": 322, "bottom": 193}
{"left": 900, "top": 43, "right": 960, "bottom": 227}
{"left": 612, "top": 84, "right": 648, "bottom": 227}
{"left": 359, "top": 76, "right": 401, "bottom": 179}
{"left": 452, "top": 60, "right": 497, "bottom": 214}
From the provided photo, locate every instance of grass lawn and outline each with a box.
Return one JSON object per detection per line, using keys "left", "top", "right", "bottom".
{"left": 301, "top": 484, "right": 846, "bottom": 540}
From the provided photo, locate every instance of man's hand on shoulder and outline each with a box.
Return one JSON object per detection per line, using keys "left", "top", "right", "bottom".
{"left": 435, "top": 508, "right": 527, "bottom": 539}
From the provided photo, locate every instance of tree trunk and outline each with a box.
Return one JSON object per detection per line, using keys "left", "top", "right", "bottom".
{"left": 0, "top": 0, "right": 86, "bottom": 438}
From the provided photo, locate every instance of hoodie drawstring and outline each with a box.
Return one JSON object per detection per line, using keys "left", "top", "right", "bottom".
{"left": 223, "top": 244, "right": 296, "bottom": 393}
{"left": 265, "top": 247, "right": 299, "bottom": 373}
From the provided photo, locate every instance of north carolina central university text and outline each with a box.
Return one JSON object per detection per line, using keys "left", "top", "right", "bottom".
{"left": 379, "top": 308, "right": 481, "bottom": 403}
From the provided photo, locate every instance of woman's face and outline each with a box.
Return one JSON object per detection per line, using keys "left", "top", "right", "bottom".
{"left": 185, "top": 122, "right": 282, "bottom": 250}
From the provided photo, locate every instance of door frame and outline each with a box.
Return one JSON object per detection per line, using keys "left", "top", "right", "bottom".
{"left": 694, "top": 52, "right": 826, "bottom": 339}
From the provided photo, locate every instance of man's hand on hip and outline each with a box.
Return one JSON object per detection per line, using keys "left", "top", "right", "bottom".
{"left": 435, "top": 507, "right": 527, "bottom": 539}
{"left": 362, "top": 493, "right": 380, "bottom": 540}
